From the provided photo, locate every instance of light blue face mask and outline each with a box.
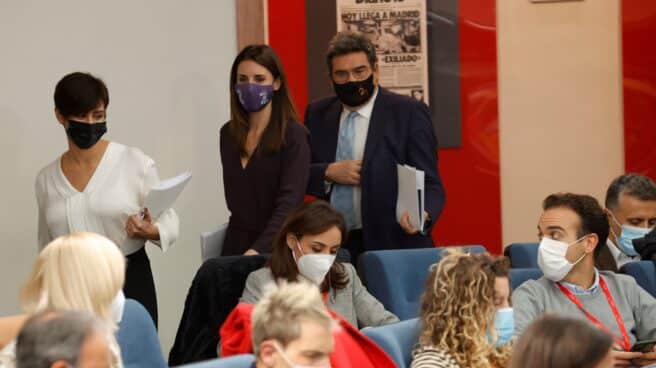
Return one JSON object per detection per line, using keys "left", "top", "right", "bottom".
{"left": 610, "top": 213, "right": 652, "bottom": 257}
{"left": 493, "top": 307, "right": 514, "bottom": 347}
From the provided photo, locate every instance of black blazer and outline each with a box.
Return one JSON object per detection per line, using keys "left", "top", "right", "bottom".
{"left": 219, "top": 121, "right": 310, "bottom": 255}
{"left": 305, "top": 88, "right": 446, "bottom": 250}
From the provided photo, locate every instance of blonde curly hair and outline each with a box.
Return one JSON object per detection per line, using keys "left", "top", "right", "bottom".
{"left": 417, "top": 249, "right": 511, "bottom": 368}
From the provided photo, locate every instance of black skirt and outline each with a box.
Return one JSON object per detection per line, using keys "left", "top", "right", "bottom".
{"left": 123, "top": 246, "right": 158, "bottom": 327}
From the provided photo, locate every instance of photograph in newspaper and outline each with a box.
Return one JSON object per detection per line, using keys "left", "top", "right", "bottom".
{"left": 337, "top": 0, "right": 429, "bottom": 104}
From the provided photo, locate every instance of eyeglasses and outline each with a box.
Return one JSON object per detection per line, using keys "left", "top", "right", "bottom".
{"left": 332, "top": 66, "right": 372, "bottom": 84}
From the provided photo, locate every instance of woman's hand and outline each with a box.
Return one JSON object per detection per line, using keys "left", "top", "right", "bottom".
{"left": 244, "top": 249, "right": 259, "bottom": 256}
{"left": 126, "top": 208, "right": 160, "bottom": 241}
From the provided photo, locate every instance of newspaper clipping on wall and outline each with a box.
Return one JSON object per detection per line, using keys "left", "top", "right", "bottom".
{"left": 336, "top": 0, "right": 429, "bottom": 105}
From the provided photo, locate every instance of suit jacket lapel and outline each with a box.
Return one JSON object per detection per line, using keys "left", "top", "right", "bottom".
{"left": 362, "top": 88, "right": 387, "bottom": 169}
{"left": 325, "top": 100, "right": 343, "bottom": 161}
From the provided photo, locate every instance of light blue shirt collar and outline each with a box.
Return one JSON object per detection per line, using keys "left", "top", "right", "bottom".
{"left": 560, "top": 269, "right": 600, "bottom": 296}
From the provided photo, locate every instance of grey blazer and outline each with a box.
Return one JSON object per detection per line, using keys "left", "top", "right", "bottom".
{"left": 240, "top": 263, "right": 399, "bottom": 328}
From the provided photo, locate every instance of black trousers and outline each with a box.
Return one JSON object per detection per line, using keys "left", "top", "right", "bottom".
{"left": 123, "top": 246, "right": 158, "bottom": 327}
{"left": 344, "top": 229, "right": 364, "bottom": 266}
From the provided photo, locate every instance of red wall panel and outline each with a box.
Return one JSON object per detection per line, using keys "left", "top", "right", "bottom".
{"left": 622, "top": 1, "right": 656, "bottom": 179}
{"left": 267, "top": 0, "right": 309, "bottom": 117}
{"left": 431, "top": 0, "right": 501, "bottom": 254}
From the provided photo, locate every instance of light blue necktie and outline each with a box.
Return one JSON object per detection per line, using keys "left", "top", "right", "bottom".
{"left": 331, "top": 111, "right": 358, "bottom": 229}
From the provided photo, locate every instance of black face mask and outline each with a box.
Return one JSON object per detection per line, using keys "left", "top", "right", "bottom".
{"left": 333, "top": 74, "right": 375, "bottom": 107}
{"left": 66, "top": 120, "right": 107, "bottom": 149}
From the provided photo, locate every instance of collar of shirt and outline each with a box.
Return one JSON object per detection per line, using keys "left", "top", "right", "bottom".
{"left": 339, "top": 86, "right": 379, "bottom": 122}
{"left": 560, "top": 268, "right": 600, "bottom": 296}
{"left": 607, "top": 239, "right": 639, "bottom": 269}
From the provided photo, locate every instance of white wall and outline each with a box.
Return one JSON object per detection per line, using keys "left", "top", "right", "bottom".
{"left": 0, "top": 0, "right": 236, "bottom": 354}
{"left": 497, "top": 0, "right": 624, "bottom": 245}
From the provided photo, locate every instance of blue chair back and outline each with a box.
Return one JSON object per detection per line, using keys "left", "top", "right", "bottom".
{"left": 620, "top": 261, "right": 656, "bottom": 298}
{"left": 363, "top": 319, "right": 420, "bottom": 368}
{"left": 504, "top": 243, "right": 539, "bottom": 268}
{"left": 116, "top": 299, "right": 167, "bottom": 368}
{"left": 509, "top": 268, "right": 543, "bottom": 290}
{"left": 359, "top": 245, "right": 486, "bottom": 320}
{"left": 178, "top": 354, "right": 255, "bottom": 368}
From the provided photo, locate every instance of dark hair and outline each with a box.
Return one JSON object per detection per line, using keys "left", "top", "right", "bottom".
{"left": 509, "top": 314, "right": 613, "bottom": 368}
{"left": 228, "top": 45, "right": 298, "bottom": 157}
{"left": 15, "top": 310, "right": 106, "bottom": 368}
{"left": 326, "top": 31, "right": 378, "bottom": 74}
{"left": 605, "top": 173, "right": 656, "bottom": 210}
{"left": 543, "top": 193, "right": 609, "bottom": 258}
{"left": 54, "top": 72, "right": 109, "bottom": 117}
{"left": 269, "top": 200, "right": 348, "bottom": 293}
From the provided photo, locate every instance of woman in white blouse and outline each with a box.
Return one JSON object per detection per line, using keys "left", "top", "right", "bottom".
{"left": 35, "top": 72, "right": 179, "bottom": 326}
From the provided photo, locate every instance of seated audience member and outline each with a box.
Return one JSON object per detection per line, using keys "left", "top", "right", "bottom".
{"left": 509, "top": 314, "right": 614, "bottom": 368}
{"left": 15, "top": 311, "right": 113, "bottom": 368}
{"left": 0, "top": 232, "right": 125, "bottom": 368}
{"left": 513, "top": 193, "right": 656, "bottom": 366}
{"left": 241, "top": 200, "right": 398, "bottom": 328}
{"left": 251, "top": 282, "right": 334, "bottom": 368}
{"left": 222, "top": 282, "right": 395, "bottom": 367}
{"left": 597, "top": 174, "right": 656, "bottom": 271}
{"left": 412, "top": 250, "right": 512, "bottom": 368}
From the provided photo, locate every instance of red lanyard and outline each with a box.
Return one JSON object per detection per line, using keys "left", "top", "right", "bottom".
{"left": 557, "top": 276, "right": 631, "bottom": 351}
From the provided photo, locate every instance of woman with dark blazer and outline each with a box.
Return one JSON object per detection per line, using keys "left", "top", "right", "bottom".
{"left": 220, "top": 45, "right": 310, "bottom": 256}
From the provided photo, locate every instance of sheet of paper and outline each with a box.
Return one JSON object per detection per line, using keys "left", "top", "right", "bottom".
{"left": 396, "top": 164, "right": 425, "bottom": 231}
{"left": 144, "top": 171, "right": 192, "bottom": 218}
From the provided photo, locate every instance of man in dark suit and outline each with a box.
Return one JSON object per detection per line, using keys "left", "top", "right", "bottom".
{"left": 305, "top": 31, "right": 446, "bottom": 262}
{"left": 596, "top": 174, "right": 656, "bottom": 272}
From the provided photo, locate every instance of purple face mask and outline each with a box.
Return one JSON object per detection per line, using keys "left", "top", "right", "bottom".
{"left": 234, "top": 83, "right": 274, "bottom": 112}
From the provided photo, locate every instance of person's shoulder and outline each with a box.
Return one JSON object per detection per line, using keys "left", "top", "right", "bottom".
{"left": 220, "top": 121, "right": 231, "bottom": 136}
{"left": 0, "top": 314, "right": 27, "bottom": 349}
{"left": 247, "top": 267, "right": 275, "bottom": 283}
{"left": 35, "top": 156, "right": 61, "bottom": 185}
{"left": 285, "top": 121, "right": 309, "bottom": 139}
{"left": 513, "top": 277, "right": 552, "bottom": 297}
{"left": 115, "top": 142, "right": 154, "bottom": 166}
{"left": 377, "top": 88, "right": 424, "bottom": 111}
{"left": 412, "top": 345, "right": 459, "bottom": 368}
{"left": 338, "top": 262, "right": 358, "bottom": 283}
{"left": 306, "top": 95, "right": 340, "bottom": 116}
{"left": 600, "top": 270, "right": 640, "bottom": 288}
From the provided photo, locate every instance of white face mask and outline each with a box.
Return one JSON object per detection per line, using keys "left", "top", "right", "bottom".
{"left": 537, "top": 236, "right": 587, "bottom": 281}
{"left": 292, "top": 241, "right": 336, "bottom": 286}
{"left": 110, "top": 290, "right": 125, "bottom": 323}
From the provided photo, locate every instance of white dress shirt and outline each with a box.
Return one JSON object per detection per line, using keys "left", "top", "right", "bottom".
{"left": 606, "top": 239, "right": 639, "bottom": 270}
{"left": 336, "top": 87, "right": 378, "bottom": 230}
{"left": 35, "top": 142, "right": 179, "bottom": 255}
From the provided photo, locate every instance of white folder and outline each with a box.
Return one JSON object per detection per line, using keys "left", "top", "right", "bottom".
{"left": 396, "top": 164, "right": 425, "bottom": 232}
{"left": 144, "top": 171, "right": 192, "bottom": 218}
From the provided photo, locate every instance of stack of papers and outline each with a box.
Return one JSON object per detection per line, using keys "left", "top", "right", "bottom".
{"left": 396, "top": 164, "right": 425, "bottom": 232}
{"left": 144, "top": 171, "right": 192, "bottom": 218}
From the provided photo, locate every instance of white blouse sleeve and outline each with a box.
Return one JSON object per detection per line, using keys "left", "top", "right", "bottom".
{"left": 142, "top": 158, "right": 179, "bottom": 252}
{"left": 35, "top": 175, "right": 52, "bottom": 250}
